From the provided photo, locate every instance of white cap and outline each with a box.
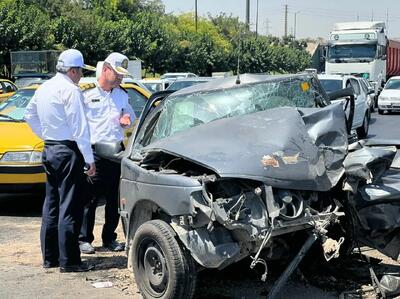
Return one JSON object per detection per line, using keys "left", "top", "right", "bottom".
{"left": 104, "top": 52, "right": 130, "bottom": 76}
{"left": 57, "top": 49, "right": 95, "bottom": 71}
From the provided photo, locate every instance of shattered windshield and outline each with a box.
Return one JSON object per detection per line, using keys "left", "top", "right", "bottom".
{"left": 135, "top": 76, "right": 327, "bottom": 148}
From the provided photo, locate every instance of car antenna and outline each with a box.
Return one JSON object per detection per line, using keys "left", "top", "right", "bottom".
{"left": 235, "top": 32, "right": 242, "bottom": 85}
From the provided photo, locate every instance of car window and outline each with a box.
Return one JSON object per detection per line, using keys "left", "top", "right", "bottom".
{"left": 127, "top": 88, "right": 147, "bottom": 117}
{"left": 134, "top": 77, "right": 326, "bottom": 149}
{"left": 385, "top": 79, "right": 400, "bottom": 90}
{"left": 0, "top": 89, "right": 35, "bottom": 120}
{"left": 3, "top": 82, "right": 16, "bottom": 92}
{"left": 319, "top": 79, "right": 342, "bottom": 93}
{"left": 350, "top": 79, "right": 360, "bottom": 95}
{"left": 358, "top": 80, "right": 368, "bottom": 93}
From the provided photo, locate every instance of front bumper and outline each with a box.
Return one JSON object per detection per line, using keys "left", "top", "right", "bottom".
{"left": 378, "top": 100, "right": 400, "bottom": 111}
{"left": 0, "top": 164, "right": 46, "bottom": 185}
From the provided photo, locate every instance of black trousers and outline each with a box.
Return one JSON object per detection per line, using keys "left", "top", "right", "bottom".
{"left": 79, "top": 150, "right": 120, "bottom": 244}
{"left": 40, "top": 141, "right": 85, "bottom": 267}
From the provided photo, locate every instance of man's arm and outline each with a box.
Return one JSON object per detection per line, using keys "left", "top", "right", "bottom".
{"left": 119, "top": 94, "right": 136, "bottom": 128}
{"left": 24, "top": 94, "right": 44, "bottom": 139}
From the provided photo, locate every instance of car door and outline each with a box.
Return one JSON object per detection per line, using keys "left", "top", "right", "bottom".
{"left": 347, "top": 78, "right": 365, "bottom": 129}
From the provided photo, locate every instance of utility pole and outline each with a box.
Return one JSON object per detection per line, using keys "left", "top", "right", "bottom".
{"left": 371, "top": 9, "right": 374, "bottom": 21}
{"left": 284, "top": 4, "right": 288, "bottom": 37}
{"left": 246, "top": 0, "right": 250, "bottom": 30}
{"left": 195, "top": 0, "right": 198, "bottom": 32}
{"left": 294, "top": 11, "right": 300, "bottom": 39}
{"left": 256, "top": 0, "right": 259, "bottom": 38}
{"left": 386, "top": 9, "right": 389, "bottom": 35}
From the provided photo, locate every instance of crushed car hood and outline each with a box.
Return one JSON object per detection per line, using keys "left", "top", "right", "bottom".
{"left": 144, "top": 102, "right": 348, "bottom": 191}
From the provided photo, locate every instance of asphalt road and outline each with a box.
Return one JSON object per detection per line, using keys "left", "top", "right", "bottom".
{"left": 0, "top": 109, "right": 399, "bottom": 299}
{"left": 368, "top": 111, "right": 400, "bottom": 140}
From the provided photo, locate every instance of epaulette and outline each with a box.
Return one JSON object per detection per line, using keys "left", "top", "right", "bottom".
{"left": 80, "top": 83, "right": 96, "bottom": 92}
{"left": 119, "top": 85, "right": 128, "bottom": 93}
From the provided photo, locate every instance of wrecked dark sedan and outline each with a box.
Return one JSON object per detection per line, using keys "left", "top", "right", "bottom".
{"left": 97, "top": 74, "right": 400, "bottom": 299}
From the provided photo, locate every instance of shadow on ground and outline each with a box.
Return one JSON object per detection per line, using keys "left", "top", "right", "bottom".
{"left": 0, "top": 193, "right": 44, "bottom": 217}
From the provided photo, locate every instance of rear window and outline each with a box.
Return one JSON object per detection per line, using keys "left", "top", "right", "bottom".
{"left": 319, "top": 79, "right": 343, "bottom": 93}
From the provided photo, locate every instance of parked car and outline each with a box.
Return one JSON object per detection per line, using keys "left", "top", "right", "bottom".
{"left": 166, "top": 77, "right": 215, "bottom": 91}
{"left": 160, "top": 72, "right": 198, "bottom": 80}
{"left": 140, "top": 78, "right": 170, "bottom": 93}
{"left": 0, "top": 79, "right": 18, "bottom": 102}
{"left": 0, "top": 83, "right": 150, "bottom": 192}
{"left": 318, "top": 74, "right": 370, "bottom": 138}
{"left": 378, "top": 76, "right": 400, "bottom": 114}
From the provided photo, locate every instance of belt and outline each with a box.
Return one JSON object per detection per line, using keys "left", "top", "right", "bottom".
{"left": 45, "top": 140, "right": 77, "bottom": 147}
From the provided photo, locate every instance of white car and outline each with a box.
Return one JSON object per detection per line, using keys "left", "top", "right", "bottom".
{"left": 318, "top": 74, "right": 371, "bottom": 139}
{"left": 140, "top": 79, "right": 170, "bottom": 93}
{"left": 378, "top": 76, "right": 400, "bottom": 114}
{"left": 160, "top": 72, "right": 198, "bottom": 80}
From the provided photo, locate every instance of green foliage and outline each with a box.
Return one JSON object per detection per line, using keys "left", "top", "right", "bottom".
{"left": 0, "top": 0, "right": 311, "bottom": 77}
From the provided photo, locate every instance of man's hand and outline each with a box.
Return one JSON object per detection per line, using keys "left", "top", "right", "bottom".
{"left": 119, "top": 113, "right": 131, "bottom": 128}
{"left": 85, "top": 163, "right": 96, "bottom": 177}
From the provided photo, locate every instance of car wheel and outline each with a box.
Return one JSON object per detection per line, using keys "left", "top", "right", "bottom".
{"left": 131, "top": 220, "right": 197, "bottom": 299}
{"left": 356, "top": 112, "right": 369, "bottom": 139}
{"left": 378, "top": 109, "right": 384, "bottom": 115}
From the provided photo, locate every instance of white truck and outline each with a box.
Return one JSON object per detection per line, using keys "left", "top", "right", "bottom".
{"left": 325, "top": 22, "right": 394, "bottom": 96}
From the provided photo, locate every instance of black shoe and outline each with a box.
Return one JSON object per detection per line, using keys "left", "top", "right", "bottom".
{"left": 102, "top": 240, "right": 124, "bottom": 252}
{"left": 43, "top": 261, "right": 59, "bottom": 269}
{"left": 60, "top": 262, "right": 95, "bottom": 273}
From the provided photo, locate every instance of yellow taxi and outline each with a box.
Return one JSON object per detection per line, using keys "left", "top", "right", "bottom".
{"left": 0, "top": 79, "right": 18, "bottom": 103}
{"left": 0, "top": 83, "right": 150, "bottom": 192}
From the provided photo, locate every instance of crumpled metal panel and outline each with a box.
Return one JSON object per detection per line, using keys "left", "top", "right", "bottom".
{"left": 145, "top": 103, "right": 348, "bottom": 191}
{"left": 172, "top": 224, "right": 241, "bottom": 269}
{"left": 344, "top": 146, "right": 397, "bottom": 183}
{"left": 345, "top": 147, "right": 400, "bottom": 260}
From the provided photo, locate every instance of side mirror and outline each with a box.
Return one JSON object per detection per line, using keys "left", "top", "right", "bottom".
{"left": 327, "top": 87, "right": 355, "bottom": 134}
{"left": 94, "top": 142, "right": 125, "bottom": 163}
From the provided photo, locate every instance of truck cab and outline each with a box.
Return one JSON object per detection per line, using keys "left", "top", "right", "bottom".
{"left": 325, "top": 22, "right": 387, "bottom": 95}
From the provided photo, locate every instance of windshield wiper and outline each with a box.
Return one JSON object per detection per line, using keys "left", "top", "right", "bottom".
{"left": 0, "top": 114, "right": 23, "bottom": 122}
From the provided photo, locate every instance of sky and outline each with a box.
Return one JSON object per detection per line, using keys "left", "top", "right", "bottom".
{"left": 162, "top": 0, "right": 400, "bottom": 40}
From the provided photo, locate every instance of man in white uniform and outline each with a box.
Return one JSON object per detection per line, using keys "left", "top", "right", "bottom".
{"left": 79, "top": 53, "right": 135, "bottom": 253}
{"left": 24, "top": 49, "right": 96, "bottom": 272}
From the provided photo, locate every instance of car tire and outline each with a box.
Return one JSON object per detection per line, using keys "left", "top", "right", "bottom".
{"left": 131, "top": 220, "right": 197, "bottom": 299}
{"left": 356, "top": 111, "right": 370, "bottom": 139}
{"left": 378, "top": 109, "right": 384, "bottom": 115}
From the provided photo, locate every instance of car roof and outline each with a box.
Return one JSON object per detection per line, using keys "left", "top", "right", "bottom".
{"left": 171, "top": 77, "right": 215, "bottom": 82}
{"left": 388, "top": 76, "right": 400, "bottom": 80}
{"left": 317, "top": 74, "right": 355, "bottom": 80}
{"left": 171, "top": 73, "right": 315, "bottom": 97}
